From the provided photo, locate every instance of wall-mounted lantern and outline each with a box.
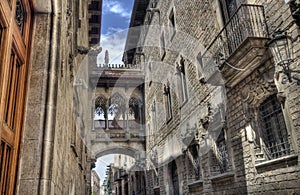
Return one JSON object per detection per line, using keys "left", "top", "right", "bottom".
{"left": 267, "top": 30, "right": 300, "bottom": 84}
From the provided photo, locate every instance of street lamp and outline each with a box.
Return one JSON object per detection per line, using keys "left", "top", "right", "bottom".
{"left": 267, "top": 30, "right": 300, "bottom": 84}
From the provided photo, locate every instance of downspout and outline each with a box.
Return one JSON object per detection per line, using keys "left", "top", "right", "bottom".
{"left": 38, "top": 0, "right": 59, "bottom": 193}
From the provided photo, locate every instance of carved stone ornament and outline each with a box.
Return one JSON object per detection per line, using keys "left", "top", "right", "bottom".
{"left": 239, "top": 70, "right": 277, "bottom": 121}
{"left": 240, "top": 73, "right": 277, "bottom": 105}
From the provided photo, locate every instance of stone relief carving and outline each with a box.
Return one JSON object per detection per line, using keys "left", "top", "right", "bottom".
{"left": 240, "top": 70, "right": 277, "bottom": 122}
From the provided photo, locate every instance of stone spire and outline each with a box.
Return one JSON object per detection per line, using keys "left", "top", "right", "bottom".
{"left": 105, "top": 50, "right": 109, "bottom": 67}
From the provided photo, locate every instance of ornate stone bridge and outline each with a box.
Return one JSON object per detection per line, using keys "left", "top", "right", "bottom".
{"left": 88, "top": 55, "right": 146, "bottom": 159}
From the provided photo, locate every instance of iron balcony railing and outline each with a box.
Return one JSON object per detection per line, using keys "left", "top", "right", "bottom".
{"left": 202, "top": 4, "right": 268, "bottom": 69}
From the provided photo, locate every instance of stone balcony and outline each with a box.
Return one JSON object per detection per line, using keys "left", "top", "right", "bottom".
{"left": 201, "top": 4, "right": 270, "bottom": 88}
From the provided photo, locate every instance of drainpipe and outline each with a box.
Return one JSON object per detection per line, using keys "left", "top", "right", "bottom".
{"left": 38, "top": 0, "right": 59, "bottom": 194}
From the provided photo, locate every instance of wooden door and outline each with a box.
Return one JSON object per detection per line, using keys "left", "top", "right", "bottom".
{"left": 0, "top": 0, "right": 32, "bottom": 194}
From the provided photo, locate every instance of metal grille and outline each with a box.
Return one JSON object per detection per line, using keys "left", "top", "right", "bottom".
{"left": 216, "top": 129, "right": 229, "bottom": 173}
{"left": 259, "top": 94, "right": 290, "bottom": 159}
{"left": 187, "top": 144, "right": 201, "bottom": 181}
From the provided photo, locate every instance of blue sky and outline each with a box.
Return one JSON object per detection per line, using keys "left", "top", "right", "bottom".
{"left": 98, "top": 0, "right": 134, "bottom": 64}
{"left": 94, "top": 0, "right": 134, "bottom": 185}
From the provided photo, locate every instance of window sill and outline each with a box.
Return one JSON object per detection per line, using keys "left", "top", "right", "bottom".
{"left": 153, "top": 186, "right": 160, "bottom": 189}
{"left": 208, "top": 171, "right": 235, "bottom": 182}
{"left": 255, "top": 154, "right": 298, "bottom": 173}
{"left": 188, "top": 179, "right": 203, "bottom": 187}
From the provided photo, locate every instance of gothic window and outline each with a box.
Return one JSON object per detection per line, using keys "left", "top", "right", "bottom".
{"left": 211, "top": 129, "right": 229, "bottom": 175}
{"left": 169, "top": 9, "right": 176, "bottom": 40}
{"left": 176, "top": 57, "right": 188, "bottom": 105}
{"left": 109, "top": 93, "right": 126, "bottom": 129}
{"left": 164, "top": 81, "right": 172, "bottom": 122}
{"left": 187, "top": 144, "right": 201, "bottom": 182}
{"left": 129, "top": 97, "right": 142, "bottom": 128}
{"left": 259, "top": 94, "right": 290, "bottom": 159}
{"left": 94, "top": 96, "right": 107, "bottom": 129}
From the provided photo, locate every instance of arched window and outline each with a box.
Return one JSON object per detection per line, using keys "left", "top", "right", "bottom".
{"left": 259, "top": 94, "right": 290, "bottom": 159}
{"left": 94, "top": 96, "right": 107, "bottom": 129}
{"left": 164, "top": 81, "right": 172, "bottom": 122}
{"left": 109, "top": 93, "right": 125, "bottom": 129}
{"left": 176, "top": 57, "right": 188, "bottom": 105}
{"left": 129, "top": 97, "right": 142, "bottom": 129}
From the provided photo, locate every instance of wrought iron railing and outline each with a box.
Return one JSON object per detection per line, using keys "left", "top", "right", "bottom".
{"left": 202, "top": 4, "right": 268, "bottom": 70}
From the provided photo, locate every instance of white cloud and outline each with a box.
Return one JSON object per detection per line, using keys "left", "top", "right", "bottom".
{"left": 103, "top": 0, "right": 131, "bottom": 19}
{"left": 98, "top": 28, "right": 129, "bottom": 65}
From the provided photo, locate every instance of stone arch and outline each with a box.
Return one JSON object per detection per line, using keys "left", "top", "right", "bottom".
{"left": 95, "top": 95, "right": 107, "bottom": 116}
{"left": 94, "top": 147, "right": 138, "bottom": 159}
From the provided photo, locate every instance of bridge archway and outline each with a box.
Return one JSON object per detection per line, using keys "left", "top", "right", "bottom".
{"left": 94, "top": 147, "right": 138, "bottom": 159}
{"left": 91, "top": 140, "right": 146, "bottom": 159}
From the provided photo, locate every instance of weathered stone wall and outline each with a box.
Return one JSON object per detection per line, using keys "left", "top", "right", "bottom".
{"left": 134, "top": 0, "right": 300, "bottom": 194}
{"left": 17, "top": 0, "right": 97, "bottom": 194}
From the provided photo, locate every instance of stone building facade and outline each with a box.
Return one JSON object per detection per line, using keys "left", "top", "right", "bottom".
{"left": 126, "top": 0, "right": 300, "bottom": 194}
{"left": 92, "top": 170, "right": 101, "bottom": 195}
{"left": 0, "top": 0, "right": 102, "bottom": 194}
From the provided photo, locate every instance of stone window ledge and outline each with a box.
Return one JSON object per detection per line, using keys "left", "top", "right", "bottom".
{"left": 208, "top": 171, "right": 235, "bottom": 182}
{"left": 188, "top": 179, "right": 203, "bottom": 187}
{"left": 153, "top": 186, "right": 160, "bottom": 189}
{"left": 255, "top": 154, "right": 298, "bottom": 173}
